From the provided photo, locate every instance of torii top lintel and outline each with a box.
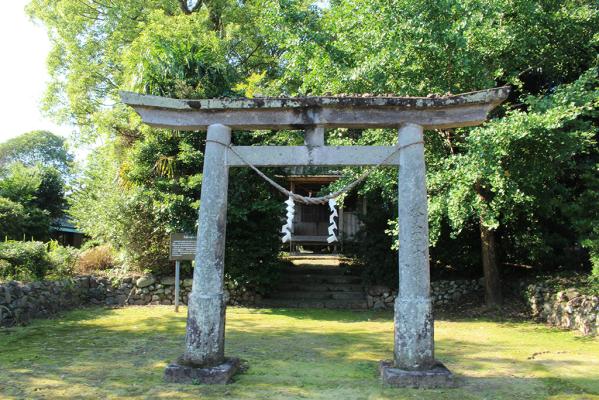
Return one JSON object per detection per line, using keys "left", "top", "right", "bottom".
{"left": 120, "top": 87, "right": 509, "bottom": 131}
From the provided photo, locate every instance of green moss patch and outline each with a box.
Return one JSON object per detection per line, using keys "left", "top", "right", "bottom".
{"left": 0, "top": 306, "right": 598, "bottom": 399}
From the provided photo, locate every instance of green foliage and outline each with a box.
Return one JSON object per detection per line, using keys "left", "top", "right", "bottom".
{"left": 69, "top": 143, "right": 168, "bottom": 273}
{"left": 225, "top": 168, "right": 284, "bottom": 292}
{"left": 27, "top": 0, "right": 278, "bottom": 139}
{"left": 267, "top": 0, "right": 599, "bottom": 96}
{"left": 0, "top": 241, "right": 53, "bottom": 281}
{"left": 71, "top": 132, "right": 285, "bottom": 290}
{"left": 0, "top": 163, "right": 66, "bottom": 241}
{"left": 30, "top": 0, "right": 599, "bottom": 287}
{"left": 429, "top": 68, "right": 598, "bottom": 268}
{"left": 47, "top": 240, "right": 80, "bottom": 279}
{"left": 0, "top": 240, "right": 80, "bottom": 282}
{"left": 0, "top": 163, "right": 43, "bottom": 205}
{"left": 31, "top": 0, "right": 289, "bottom": 289}
{"left": 122, "top": 10, "right": 237, "bottom": 98}
{"left": 0, "top": 130, "right": 71, "bottom": 242}
{"left": 68, "top": 144, "right": 129, "bottom": 248}
{"left": 269, "top": 0, "right": 599, "bottom": 281}
{"left": 27, "top": 0, "right": 178, "bottom": 128}
{"left": 0, "top": 130, "right": 72, "bottom": 174}
{"left": 32, "top": 166, "right": 66, "bottom": 219}
{"left": 0, "top": 198, "right": 26, "bottom": 240}
{"left": 343, "top": 193, "right": 397, "bottom": 286}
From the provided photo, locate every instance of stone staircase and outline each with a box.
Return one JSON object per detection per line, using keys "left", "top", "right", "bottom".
{"left": 258, "top": 258, "right": 368, "bottom": 309}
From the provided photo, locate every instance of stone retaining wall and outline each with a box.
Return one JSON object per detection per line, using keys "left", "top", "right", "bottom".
{"left": 526, "top": 283, "right": 598, "bottom": 336}
{"left": 2, "top": 275, "right": 484, "bottom": 326}
{"left": 0, "top": 275, "right": 257, "bottom": 327}
{"left": 366, "top": 279, "right": 482, "bottom": 309}
{"left": 0, "top": 279, "right": 89, "bottom": 326}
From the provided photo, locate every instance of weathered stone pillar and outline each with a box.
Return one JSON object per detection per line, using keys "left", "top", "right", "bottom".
{"left": 395, "top": 122, "right": 433, "bottom": 369}
{"left": 164, "top": 124, "right": 240, "bottom": 384}
{"left": 380, "top": 122, "right": 454, "bottom": 388}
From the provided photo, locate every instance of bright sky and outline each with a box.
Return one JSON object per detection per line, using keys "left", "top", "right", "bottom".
{"left": 0, "top": 1, "right": 73, "bottom": 144}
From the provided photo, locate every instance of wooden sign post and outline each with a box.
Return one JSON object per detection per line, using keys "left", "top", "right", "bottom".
{"left": 169, "top": 233, "right": 197, "bottom": 312}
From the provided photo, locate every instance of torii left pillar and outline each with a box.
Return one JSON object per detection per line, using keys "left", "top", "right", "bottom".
{"left": 164, "top": 124, "right": 241, "bottom": 384}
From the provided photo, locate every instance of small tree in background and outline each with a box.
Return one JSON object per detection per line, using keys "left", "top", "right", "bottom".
{"left": 0, "top": 130, "right": 71, "bottom": 241}
{"left": 0, "top": 130, "right": 72, "bottom": 174}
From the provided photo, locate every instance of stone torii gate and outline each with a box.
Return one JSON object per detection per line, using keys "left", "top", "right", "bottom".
{"left": 121, "top": 87, "right": 508, "bottom": 387}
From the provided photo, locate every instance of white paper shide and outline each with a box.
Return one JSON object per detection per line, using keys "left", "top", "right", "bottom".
{"left": 281, "top": 195, "right": 295, "bottom": 243}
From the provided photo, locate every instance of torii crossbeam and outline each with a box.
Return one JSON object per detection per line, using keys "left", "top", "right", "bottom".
{"left": 121, "top": 87, "right": 509, "bottom": 388}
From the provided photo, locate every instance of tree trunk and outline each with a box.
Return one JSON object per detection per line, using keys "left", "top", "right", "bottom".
{"left": 480, "top": 221, "right": 502, "bottom": 307}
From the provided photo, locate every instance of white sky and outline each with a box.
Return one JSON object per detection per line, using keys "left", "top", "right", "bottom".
{"left": 0, "top": 1, "right": 73, "bottom": 144}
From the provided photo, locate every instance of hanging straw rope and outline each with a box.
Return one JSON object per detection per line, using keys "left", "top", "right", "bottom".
{"left": 207, "top": 140, "right": 423, "bottom": 205}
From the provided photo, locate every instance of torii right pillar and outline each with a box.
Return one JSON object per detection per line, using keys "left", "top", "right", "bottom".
{"left": 379, "top": 122, "right": 455, "bottom": 388}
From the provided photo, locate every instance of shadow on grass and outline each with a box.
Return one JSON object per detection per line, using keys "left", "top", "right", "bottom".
{"left": 0, "top": 306, "right": 597, "bottom": 399}
{"left": 243, "top": 306, "right": 393, "bottom": 322}
{"left": 245, "top": 304, "right": 533, "bottom": 326}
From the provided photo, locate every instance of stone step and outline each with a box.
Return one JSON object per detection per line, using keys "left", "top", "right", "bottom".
{"left": 262, "top": 263, "right": 368, "bottom": 309}
{"left": 256, "top": 298, "right": 368, "bottom": 309}
{"left": 269, "top": 290, "right": 366, "bottom": 301}
{"left": 279, "top": 267, "right": 361, "bottom": 276}
{"left": 281, "top": 274, "right": 364, "bottom": 285}
{"left": 276, "top": 282, "right": 365, "bottom": 292}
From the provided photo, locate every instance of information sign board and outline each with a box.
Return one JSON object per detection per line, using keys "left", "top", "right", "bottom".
{"left": 169, "top": 233, "right": 197, "bottom": 261}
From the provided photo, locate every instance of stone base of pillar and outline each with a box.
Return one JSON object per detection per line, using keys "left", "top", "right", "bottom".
{"left": 379, "top": 360, "right": 456, "bottom": 388}
{"left": 164, "top": 357, "right": 241, "bottom": 384}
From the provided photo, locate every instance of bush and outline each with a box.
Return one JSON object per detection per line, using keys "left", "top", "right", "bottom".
{"left": 0, "top": 197, "right": 26, "bottom": 240}
{"left": 0, "top": 241, "right": 53, "bottom": 281}
{"left": 343, "top": 193, "right": 398, "bottom": 287}
{"left": 75, "top": 245, "right": 116, "bottom": 274}
{"left": 47, "top": 241, "right": 80, "bottom": 279}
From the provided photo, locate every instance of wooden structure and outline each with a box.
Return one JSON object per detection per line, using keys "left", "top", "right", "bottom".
{"left": 284, "top": 172, "right": 364, "bottom": 252}
{"left": 121, "top": 87, "right": 509, "bottom": 387}
{"left": 50, "top": 217, "right": 84, "bottom": 248}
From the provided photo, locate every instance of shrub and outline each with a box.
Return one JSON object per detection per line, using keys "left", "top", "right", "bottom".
{"left": 0, "top": 197, "right": 26, "bottom": 240}
{"left": 0, "top": 241, "right": 53, "bottom": 281}
{"left": 75, "top": 245, "right": 116, "bottom": 274}
{"left": 47, "top": 241, "right": 80, "bottom": 279}
{"left": 341, "top": 191, "right": 399, "bottom": 287}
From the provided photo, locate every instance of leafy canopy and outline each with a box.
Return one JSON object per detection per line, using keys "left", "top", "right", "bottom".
{"left": 0, "top": 130, "right": 72, "bottom": 174}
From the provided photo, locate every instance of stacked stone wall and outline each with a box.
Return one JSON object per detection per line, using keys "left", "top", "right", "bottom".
{"left": 0, "top": 279, "right": 89, "bottom": 326}
{"left": 0, "top": 275, "right": 256, "bottom": 327}
{"left": 366, "top": 279, "right": 482, "bottom": 309}
{"left": 1, "top": 275, "right": 509, "bottom": 326}
{"left": 525, "top": 283, "right": 598, "bottom": 336}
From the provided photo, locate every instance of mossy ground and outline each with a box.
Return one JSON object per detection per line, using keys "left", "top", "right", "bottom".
{"left": 0, "top": 306, "right": 597, "bottom": 399}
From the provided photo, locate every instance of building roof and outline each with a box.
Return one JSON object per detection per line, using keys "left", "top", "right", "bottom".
{"left": 51, "top": 217, "right": 81, "bottom": 234}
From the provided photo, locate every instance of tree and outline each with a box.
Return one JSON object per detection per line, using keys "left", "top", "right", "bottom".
{"left": 0, "top": 162, "right": 66, "bottom": 241}
{"left": 30, "top": 0, "right": 599, "bottom": 302}
{"left": 428, "top": 69, "right": 599, "bottom": 305}
{"left": 0, "top": 198, "right": 26, "bottom": 240}
{"left": 266, "top": 0, "right": 599, "bottom": 305}
{"left": 48, "top": 0, "right": 289, "bottom": 284}
{"left": 0, "top": 129, "right": 72, "bottom": 242}
{"left": 261, "top": 0, "right": 598, "bottom": 96}
{"left": 68, "top": 144, "right": 128, "bottom": 248}
{"left": 0, "top": 130, "right": 72, "bottom": 174}
{"left": 26, "top": 0, "right": 280, "bottom": 139}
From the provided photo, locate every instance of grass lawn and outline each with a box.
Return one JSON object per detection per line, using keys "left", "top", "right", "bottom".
{"left": 0, "top": 306, "right": 598, "bottom": 399}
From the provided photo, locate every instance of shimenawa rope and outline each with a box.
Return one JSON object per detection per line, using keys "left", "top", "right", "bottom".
{"left": 206, "top": 140, "right": 424, "bottom": 205}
